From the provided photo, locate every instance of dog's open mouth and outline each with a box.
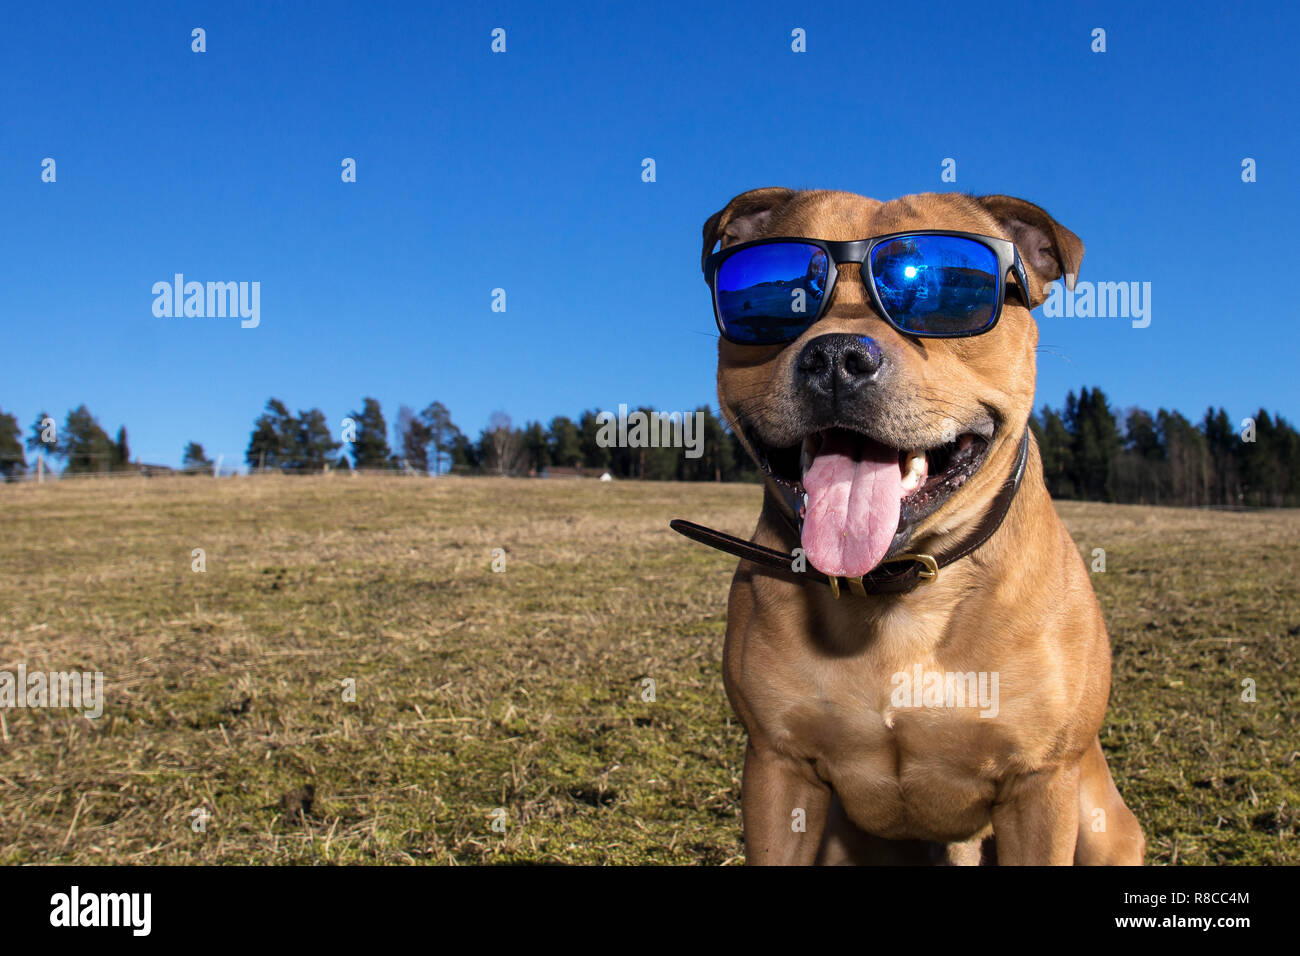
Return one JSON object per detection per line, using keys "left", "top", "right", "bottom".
{"left": 757, "top": 427, "right": 989, "bottom": 578}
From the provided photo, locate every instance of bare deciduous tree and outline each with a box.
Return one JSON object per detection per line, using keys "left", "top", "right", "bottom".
{"left": 482, "top": 411, "right": 523, "bottom": 475}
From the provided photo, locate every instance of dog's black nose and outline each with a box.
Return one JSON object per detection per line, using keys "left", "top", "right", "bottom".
{"left": 795, "top": 334, "right": 884, "bottom": 397}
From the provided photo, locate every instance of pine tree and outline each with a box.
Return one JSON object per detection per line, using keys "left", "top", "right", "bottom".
{"left": 522, "top": 421, "right": 549, "bottom": 474}
{"left": 449, "top": 433, "right": 477, "bottom": 472}
{"left": 1117, "top": 407, "right": 1163, "bottom": 504}
{"left": 396, "top": 405, "right": 431, "bottom": 473}
{"left": 60, "top": 406, "right": 115, "bottom": 474}
{"left": 547, "top": 416, "right": 582, "bottom": 468}
{"left": 182, "top": 442, "right": 214, "bottom": 473}
{"left": 112, "top": 426, "right": 131, "bottom": 471}
{"left": 1240, "top": 410, "right": 1285, "bottom": 506}
{"left": 1035, "top": 405, "right": 1075, "bottom": 498}
{"left": 1065, "top": 387, "right": 1122, "bottom": 500}
{"left": 0, "top": 408, "right": 26, "bottom": 480}
{"left": 1276, "top": 413, "right": 1300, "bottom": 506}
{"left": 1202, "top": 408, "right": 1240, "bottom": 505}
{"left": 1157, "top": 410, "right": 1210, "bottom": 505}
{"left": 578, "top": 409, "right": 611, "bottom": 470}
{"left": 294, "top": 408, "right": 341, "bottom": 473}
{"left": 246, "top": 399, "right": 296, "bottom": 471}
{"left": 26, "top": 411, "right": 57, "bottom": 461}
{"left": 349, "top": 398, "right": 391, "bottom": 469}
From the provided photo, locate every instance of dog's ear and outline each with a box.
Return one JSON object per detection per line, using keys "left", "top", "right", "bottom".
{"left": 701, "top": 187, "right": 798, "bottom": 275}
{"left": 975, "top": 195, "right": 1084, "bottom": 304}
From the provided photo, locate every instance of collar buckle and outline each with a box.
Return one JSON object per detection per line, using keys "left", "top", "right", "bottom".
{"left": 880, "top": 552, "right": 939, "bottom": 583}
{"left": 827, "top": 554, "right": 939, "bottom": 599}
{"left": 826, "top": 576, "right": 869, "bottom": 599}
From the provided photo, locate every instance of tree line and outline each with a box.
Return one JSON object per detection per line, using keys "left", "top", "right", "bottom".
{"left": 1032, "top": 387, "right": 1298, "bottom": 507}
{"left": 0, "top": 405, "right": 143, "bottom": 476}
{"left": 2, "top": 389, "right": 1297, "bottom": 507}
{"left": 242, "top": 398, "right": 466, "bottom": 474}
{"left": 238, "top": 398, "right": 762, "bottom": 481}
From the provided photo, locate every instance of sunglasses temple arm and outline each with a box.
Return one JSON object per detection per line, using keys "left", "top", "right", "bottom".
{"left": 1011, "top": 249, "right": 1034, "bottom": 306}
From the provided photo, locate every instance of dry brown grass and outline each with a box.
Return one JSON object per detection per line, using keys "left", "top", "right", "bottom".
{"left": 0, "top": 475, "right": 1295, "bottom": 864}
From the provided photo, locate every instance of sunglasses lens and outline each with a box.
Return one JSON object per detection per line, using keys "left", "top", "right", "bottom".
{"left": 870, "top": 236, "right": 999, "bottom": 335}
{"left": 715, "top": 242, "right": 829, "bottom": 344}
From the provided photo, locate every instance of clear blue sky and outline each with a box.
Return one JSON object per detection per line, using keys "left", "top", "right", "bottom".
{"left": 2, "top": 0, "right": 1296, "bottom": 468}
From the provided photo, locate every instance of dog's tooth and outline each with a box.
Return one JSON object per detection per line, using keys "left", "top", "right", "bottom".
{"left": 900, "top": 449, "right": 928, "bottom": 493}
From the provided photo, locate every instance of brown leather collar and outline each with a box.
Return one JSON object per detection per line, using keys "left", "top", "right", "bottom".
{"left": 670, "top": 428, "right": 1030, "bottom": 598}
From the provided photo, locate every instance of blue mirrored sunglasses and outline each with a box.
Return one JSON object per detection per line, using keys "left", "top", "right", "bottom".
{"left": 704, "top": 231, "right": 1031, "bottom": 345}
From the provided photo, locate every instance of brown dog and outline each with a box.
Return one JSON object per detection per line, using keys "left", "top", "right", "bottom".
{"left": 693, "top": 187, "right": 1144, "bottom": 865}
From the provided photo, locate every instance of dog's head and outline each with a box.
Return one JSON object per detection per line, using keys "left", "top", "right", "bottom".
{"left": 703, "top": 188, "right": 1082, "bottom": 578}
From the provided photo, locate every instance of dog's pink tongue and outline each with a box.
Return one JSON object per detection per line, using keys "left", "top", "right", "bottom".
{"left": 801, "top": 433, "right": 901, "bottom": 578}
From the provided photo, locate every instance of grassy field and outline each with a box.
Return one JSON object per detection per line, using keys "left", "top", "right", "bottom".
{"left": 0, "top": 475, "right": 1295, "bottom": 865}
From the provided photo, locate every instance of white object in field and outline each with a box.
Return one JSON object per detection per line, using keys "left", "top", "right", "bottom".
{"left": 600, "top": 472, "right": 612, "bottom": 482}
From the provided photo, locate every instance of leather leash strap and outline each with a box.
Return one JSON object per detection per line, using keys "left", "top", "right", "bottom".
{"left": 669, "top": 428, "right": 1030, "bottom": 598}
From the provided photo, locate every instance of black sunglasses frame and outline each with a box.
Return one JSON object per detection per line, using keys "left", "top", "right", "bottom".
{"left": 703, "top": 230, "right": 1033, "bottom": 345}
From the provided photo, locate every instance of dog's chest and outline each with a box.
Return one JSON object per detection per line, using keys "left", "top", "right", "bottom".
{"left": 808, "top": 677, "right": 1002, "bottom": 840}
{"left": 736, "top": 612, "right": 1022, "bottom": 841}
{"left": 763, "top": 665, "right": 1001, "bottom": 840}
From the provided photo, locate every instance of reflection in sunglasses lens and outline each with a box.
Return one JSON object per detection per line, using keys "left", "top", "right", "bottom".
{"left": 716, "top": 242, "right": 828, "bottom": 344}
{"left": 871, "top": 236, "right": 998, "bottom": 334}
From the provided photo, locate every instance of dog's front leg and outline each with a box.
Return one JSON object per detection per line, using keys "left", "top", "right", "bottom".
{"left": 741, "top": 742, "right": 830, "bottom": 865}
{"left": 991, "top": 764, "right": 1081, "bottom": 865}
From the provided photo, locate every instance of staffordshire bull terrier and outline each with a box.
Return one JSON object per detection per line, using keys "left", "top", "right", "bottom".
{"left": 673, "top": 187, "right": 1144, "bottom": 865}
